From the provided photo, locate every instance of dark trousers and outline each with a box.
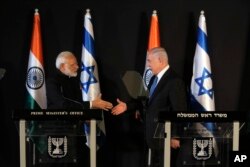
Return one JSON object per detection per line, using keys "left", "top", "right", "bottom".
{"left": 150, "top": 149, "right": 163, "bottom": 167}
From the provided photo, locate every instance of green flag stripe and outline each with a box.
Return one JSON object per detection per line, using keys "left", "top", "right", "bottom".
{"left": 25, "top": 92, "right": 41, "bottom": 109}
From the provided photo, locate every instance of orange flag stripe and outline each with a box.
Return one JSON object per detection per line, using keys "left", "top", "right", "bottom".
{"left": 148, "top": 11, "right": 160, "bottom": 50}
{"left": 30, "top": 12, "right": 44, "bottom": 65}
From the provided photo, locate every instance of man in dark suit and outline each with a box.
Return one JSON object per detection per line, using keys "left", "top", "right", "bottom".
{"left": 44, "top": 51, "right": 113, "bottom": 167}
{"left": 111, "top": 47, "right": 187, "bottom": 167}
{"left": 47, "top": 51, "right": 113, "bottom": 110}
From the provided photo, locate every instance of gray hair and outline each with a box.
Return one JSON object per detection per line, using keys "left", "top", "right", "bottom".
{"left": 55, "top": 51, "right": 75, "bottom": 69}
{"left": 148, "top": 47, "right": 168, "bottom": 62}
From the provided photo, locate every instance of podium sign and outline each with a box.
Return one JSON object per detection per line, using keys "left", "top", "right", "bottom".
{"left": 13, "top": 109, "right": 102, "bottom": 167}
{"left": 157, "top": 112, "right": 244, "bottom": 167}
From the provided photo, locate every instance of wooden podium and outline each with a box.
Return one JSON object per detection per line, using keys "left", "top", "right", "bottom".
{"left": 12, "top": 109, "right": 102, "bottom": 167}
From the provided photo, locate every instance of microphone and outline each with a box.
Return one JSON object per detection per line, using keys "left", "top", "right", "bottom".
{"left": 0, "top": 68, "right": 6, "bottom": 80}
{"left": 63, "top": 96, "right": 84, "bottom": 107}
{"left": 60, "top": 86, "right": 85, "bottom": 107}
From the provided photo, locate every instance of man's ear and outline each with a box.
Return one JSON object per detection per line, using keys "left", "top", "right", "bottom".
{"left": 59, "top": 64, "right": 65, "bottom": 72}
{"left": 158, "top": 56, "right": 163, "bottom": 64}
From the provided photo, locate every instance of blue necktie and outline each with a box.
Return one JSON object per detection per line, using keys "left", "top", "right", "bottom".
{"left": 149, "top": 76, "right": 158, "bottom": 97}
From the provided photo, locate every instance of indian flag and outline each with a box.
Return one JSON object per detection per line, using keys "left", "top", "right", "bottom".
{"left": 143, "top": 10, "right": 161, "bottom": 88}
{"left": 25, "top": 9, "right": 47, "bottom": 110}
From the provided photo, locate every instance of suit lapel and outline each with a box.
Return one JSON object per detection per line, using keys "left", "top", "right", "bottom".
{"left": 149, "top": 68, "right": 171, "bottom": 103}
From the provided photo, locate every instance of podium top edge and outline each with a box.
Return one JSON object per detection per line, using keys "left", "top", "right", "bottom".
{"left": 12, "top": 109, "right": 103, "bottom": 121}
{"left": 158, "top": 111, "right": 248, "bottom": 122}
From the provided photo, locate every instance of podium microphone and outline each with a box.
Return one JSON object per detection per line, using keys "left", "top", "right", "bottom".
{"left": 0, "top": 68, "right": 6, "bottom": 80}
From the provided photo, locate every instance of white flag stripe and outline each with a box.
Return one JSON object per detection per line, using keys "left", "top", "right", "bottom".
{"left": 199, "top": 16, "right": 207, "bottom": 34}
{"left": 82, "top": 86, "right": 100, "bottom": 101}
{"left": 28, "top": 51, "right": 44, "bottom": 68}
{"left": 81, "top": 46, "right": 98, "bottom": 67}
{"left": 26, "top": 51, "right": 47, "bottom": 109}
{"left": 84, "top": 15, "right": 94, "bottom": 38}
{"left": 193, "top": 44, "right": 211, "bottom": 71}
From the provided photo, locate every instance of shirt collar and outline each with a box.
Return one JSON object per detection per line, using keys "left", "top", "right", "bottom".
{"left": 156, "top": 65, "right": 170, "bottom": 84}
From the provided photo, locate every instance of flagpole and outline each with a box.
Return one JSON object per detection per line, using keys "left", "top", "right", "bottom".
{"left": 144, "top": 10, "right": 161, "bottom": 166}
{"left": 81, "top": 8, "right": 102, "bottom": 167}
{"left": 19, "top": 120, "right": 26, "bottom": 167}
{"left": 164, "top": 122, "right": 171, "bottom": 167}
{"left": 233, "top": 121, "right": 239, "bottom": 151}
{"left": 90, "top": 120, "right": 97, "bottom": 167}
{"left": 23, "top": 7, "right": 47, "bottom": 166}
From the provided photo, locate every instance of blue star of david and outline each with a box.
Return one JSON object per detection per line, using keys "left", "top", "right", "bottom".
{"left": 81, "top": 63, "right": 97, "bottom": 93}
{"left": 195, "top": 68, "right": 214, "bottom": 99}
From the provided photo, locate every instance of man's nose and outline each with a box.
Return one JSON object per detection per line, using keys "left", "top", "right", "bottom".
{"left": 75, "top": 64, "right": 79, "bottom": 70}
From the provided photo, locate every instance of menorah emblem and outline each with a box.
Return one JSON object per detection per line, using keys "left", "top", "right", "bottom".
{"left": 48, "top": 136, "right": 67, "bottom": 158}
{"left": 193, "top": 137, "right": 213, "bottom": 160}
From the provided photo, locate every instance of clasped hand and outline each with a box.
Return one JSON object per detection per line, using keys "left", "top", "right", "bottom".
{"left": 92, "top": 95, "right": 127, "bottom": 115}
{"left": 92, "top": 94, "right": 113, "bottom": 111}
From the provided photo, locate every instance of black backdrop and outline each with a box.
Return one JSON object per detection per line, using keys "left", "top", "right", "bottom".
{"left": 0, "top": 0, "right": 250, "bottom": 167}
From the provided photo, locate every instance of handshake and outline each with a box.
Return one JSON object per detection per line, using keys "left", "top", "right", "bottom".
{"left": 91, "top": 94, "right": 127, "bottom": 116}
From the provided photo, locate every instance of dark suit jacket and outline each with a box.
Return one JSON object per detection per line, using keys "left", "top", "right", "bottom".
{"left": 46, "top": 71, "right": 90, "bottom": 109}
{"left": 42, "top": 71, "right": 91, "bottom": 166}
{"left": 145, "top": 67, "right": 187, "bottom": 149}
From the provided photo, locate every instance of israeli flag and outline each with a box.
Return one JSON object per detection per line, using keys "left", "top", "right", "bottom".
{"left": 191, "top": 11, "right": 218, "bottom": 157}
{"left": 80, "top": 9, "right": 105, "bottom": 149}
{"left": 81, "top": 9, "right": 100, "bottom": 101}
